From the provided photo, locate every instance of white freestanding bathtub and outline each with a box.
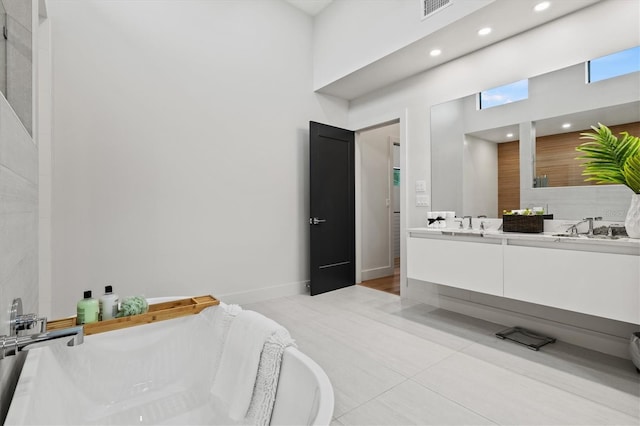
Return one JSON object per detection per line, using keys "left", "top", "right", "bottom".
{"left": 5, "top": 304, "right": 333, "bottom": 425}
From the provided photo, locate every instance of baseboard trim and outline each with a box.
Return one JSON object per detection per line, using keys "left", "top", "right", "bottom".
{"left": 218, "top": 280, "right": 308, "bottom": 306}
{"left": 405, "top": 280, "right": 632, "bottom": 359}
{"left": 362, "top": 266, "right": 394, "bottom": 281}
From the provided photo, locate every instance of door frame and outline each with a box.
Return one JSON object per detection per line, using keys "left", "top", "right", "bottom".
{"left": 389, "top": 135, "right": 400, "bottom": 270}
{"left": 354, "top": 111, "right": 407, "bottom": 289}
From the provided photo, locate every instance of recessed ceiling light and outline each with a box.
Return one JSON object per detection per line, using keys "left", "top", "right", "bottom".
{"left": 478, "top": 27, "right": 492, "bottom": 36}
{"left": 430, "top": 49, "right": 442, "bottom": 57}
{"left": 534, "top": 2, "right": 550, "bottom": 12}
{"left": 506, "top": 133, "right": 514, "bottom": 138}
{"left": 562, "top": 123, "right": 571, "bottom": 129}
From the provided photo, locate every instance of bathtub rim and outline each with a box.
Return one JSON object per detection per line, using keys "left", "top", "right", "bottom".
{"left": 6, "top": 299, "right": 335, "bottom": 425}
{"left": 272, "top": 346, "right": 335, "bottom": 425}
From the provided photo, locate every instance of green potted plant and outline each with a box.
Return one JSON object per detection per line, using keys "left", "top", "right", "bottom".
{"left": 576, "top": 123, "right": 640, "bottom": 238}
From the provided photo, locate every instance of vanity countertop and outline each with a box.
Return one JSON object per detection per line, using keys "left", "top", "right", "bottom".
{"left": 407, "top": 227, "right": 640, "bottom": 251}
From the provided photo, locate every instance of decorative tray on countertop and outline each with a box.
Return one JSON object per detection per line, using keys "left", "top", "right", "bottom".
{"left": 46, "top": 295, "right": 219, "bottom": 336}
{"left": 502, "top": 215, "right": 547, "bottom": 233}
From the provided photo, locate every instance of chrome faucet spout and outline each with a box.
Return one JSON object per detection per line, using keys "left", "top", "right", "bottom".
{"left": 25, "top": 326, "right": 84, "bottom": 347}
{"left": 0, "top": 326, "right": 84, "bottom": 359}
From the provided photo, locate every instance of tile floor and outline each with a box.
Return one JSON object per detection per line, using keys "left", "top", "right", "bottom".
{"left": 245, "top": 285, "right": 640, "bottom": 425}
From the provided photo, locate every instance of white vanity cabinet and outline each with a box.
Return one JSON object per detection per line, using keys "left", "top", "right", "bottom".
{"left": 407, "top": 234, "right": 503, "bottom": 296}
{"left": 407, "top": 228, "right": 640, "bottom": 324}
{"left": 503, "top": 245, "right": 640, "bottom": 324}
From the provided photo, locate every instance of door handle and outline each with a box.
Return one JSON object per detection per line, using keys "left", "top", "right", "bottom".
{"left": 309, "top": 217, "right": 327, "bottom": 225}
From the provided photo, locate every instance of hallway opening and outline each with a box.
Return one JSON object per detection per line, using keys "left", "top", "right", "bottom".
{"left": 358, "top": 256, "right": 399, "bottom": 295}
{"left": 356, "top": 121, "right": 400, "bottom": 295}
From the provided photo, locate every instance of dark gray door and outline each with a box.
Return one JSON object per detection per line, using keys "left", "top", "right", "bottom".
{"left": 309, "top": 121, "right": 355, "bottom": 296}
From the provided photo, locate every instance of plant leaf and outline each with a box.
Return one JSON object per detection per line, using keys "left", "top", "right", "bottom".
{"left": 623, "top": 151, "right": 640, "bottom": 194}
{"left": 576, "top": 123, "right": 640, "bottom": 189}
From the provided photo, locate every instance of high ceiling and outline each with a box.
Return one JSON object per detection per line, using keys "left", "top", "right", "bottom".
{"left": 298, "top": 0, "right": 602, "bottom": 100}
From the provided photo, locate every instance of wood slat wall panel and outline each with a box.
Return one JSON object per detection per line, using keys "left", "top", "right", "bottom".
{"left": 497, "top": 122, "right": 640, "bottom": 216}
{"left": 536, "top": 122, "right": 640, "bottom": 187}
{"left": 498, "top": 140, "right": 520, "bottom": 216}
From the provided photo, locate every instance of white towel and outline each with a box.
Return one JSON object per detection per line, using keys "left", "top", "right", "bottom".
{"left": 202, "top": 303, "right": 242, "bottom": 378}
{"left": 245, "top": 328, "right": 294, "bottom": 425}
{"left": 211, "top": 309, "right": 293, "bottom": 422}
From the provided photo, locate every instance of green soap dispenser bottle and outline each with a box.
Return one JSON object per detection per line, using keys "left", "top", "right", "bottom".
{"left": 77, "top": 290, "right": 99, "bottom": 325}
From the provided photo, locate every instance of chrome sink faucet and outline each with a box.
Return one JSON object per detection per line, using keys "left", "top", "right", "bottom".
{"left": 477, "top": 215, "right": 487, "bottom": 231}
{"left": 463, "top": 215, "right": 473, "bottom": 230}
{"left": 566, "top": 217, "right": 602, "bottom": 236}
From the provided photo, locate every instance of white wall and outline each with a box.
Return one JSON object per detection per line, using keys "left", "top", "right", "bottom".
{"left": 312, "top": 0, "right": 492, "bottom": 90}
{"left": 431, "top": 97, "right": 464, "bottom": 214}
{"left": 347, "top": 0, "right": 640, "bottom": 357}
{"left": 46, "top": 0, "right": 348, "bottom": 318}
{"left": 359, "top": 122, "right": 399, "bottom": 280}
{"left": 463, "top": 135, "right": 497, "bottom": 218}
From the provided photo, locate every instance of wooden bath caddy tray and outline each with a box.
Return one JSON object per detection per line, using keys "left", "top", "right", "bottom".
{"left": 47, "top": 295, "right": 219, "bottom": 336}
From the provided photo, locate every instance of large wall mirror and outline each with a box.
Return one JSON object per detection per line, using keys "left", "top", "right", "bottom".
{"left": 0, "top": 0, "right": 33, "bottom": 136}
{"left": 431, "top": 49, "right": 640, "bottom": 221}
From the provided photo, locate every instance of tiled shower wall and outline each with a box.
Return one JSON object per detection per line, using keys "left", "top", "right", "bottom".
{"left": 0, "top": 87, "right": 38, "bottom": 423}
{"left": 0, "top": 0, "right": 40, "bottom": 420}
{"left": 0, "top": 94, "right": 37, "bottom": 422}
{"left": 0, "top": 93, "right": 37, "bottom": 331}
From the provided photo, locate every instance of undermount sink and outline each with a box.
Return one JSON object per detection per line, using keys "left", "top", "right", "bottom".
{"left": 551, "top": 233, "right": 623, "bottom": 240}
{"left": 586, "top": 234, "right": 623, "bottom": 240}
{"left": 440, "top": 230, "right": 484, "bottom": 237}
